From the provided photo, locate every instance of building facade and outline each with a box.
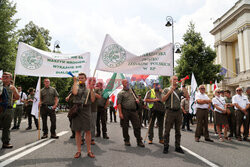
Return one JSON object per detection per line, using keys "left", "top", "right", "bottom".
{"left": 210, "top": 0, "right": 250, "bottom": 92}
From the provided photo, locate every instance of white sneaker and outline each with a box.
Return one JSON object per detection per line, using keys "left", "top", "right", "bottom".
{"left": 214, "top": 133, "right": 218, "bottom": 136}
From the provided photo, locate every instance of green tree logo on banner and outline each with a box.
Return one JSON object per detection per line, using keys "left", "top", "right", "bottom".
{"left": 103, "top": 44, "right": 126, "bottom": 68}
{"left": 20, "top": 50, "right": 43, "bottom": 70}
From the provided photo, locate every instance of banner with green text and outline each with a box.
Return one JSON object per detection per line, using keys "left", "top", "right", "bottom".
{"left": 96, "top": 34, "right": 173, "bottom": 76}
{"left": 15, "top": 42, "right": 90, "bottom": 77}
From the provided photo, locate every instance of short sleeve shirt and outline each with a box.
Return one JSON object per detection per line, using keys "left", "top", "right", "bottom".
{"left": 162, "top": 87, "right": 183, "bottom": 110}
{"left": 27, "top": 94, "right": 35, "bottom": 106}
{"left": 96, "top": 89, "right": 108, "bottom": 107}
{"left": 212, "top": 96, "right": 225, "bottom": 113}
{"left": 72, "top": 84, "right": 91, "bottom": 105}
{"left": 232, "top": 94, "right": 249, "bottom": 110}
{"left": 117, "top": 88, "right": 137, "bottom": 110}
{"left": 181, "top": 98, "right": 189, "bottom": 112}
{"left": 195, "top": 92, "right": 210, "bottom": 109}
{"left": 41, "top": 86, "right": 59, "bottom": 105}
{"left": 146, "top": 89, "right": 165, "bottom": 111}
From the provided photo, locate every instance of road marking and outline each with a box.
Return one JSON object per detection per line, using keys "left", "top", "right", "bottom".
{"left": 0, "top": 131, "right": 68, "bottom": 167}
{"left": 0, "top": 138, "right": 48, "bottom": 161}
{"left": 181, "top": 146, "right": 219, "bottom": 167}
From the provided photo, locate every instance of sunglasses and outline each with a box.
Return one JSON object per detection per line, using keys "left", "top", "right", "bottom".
{"left": 200, "top": 88, "right": 205, "bottom": 90}
{"left": 236, "top": 90, "right": 242, "bottom": 92}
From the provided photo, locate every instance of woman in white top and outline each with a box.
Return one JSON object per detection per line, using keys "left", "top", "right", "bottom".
{"left": 212, "top": 88, "right": 230, "bottom": 141}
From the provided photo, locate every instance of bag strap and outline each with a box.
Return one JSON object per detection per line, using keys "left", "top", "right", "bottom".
{"left": 173, "top": 90, "right": 180, "bottom": 101}
{"left": 216, "top": 97, "right": 224, "bottom": 106}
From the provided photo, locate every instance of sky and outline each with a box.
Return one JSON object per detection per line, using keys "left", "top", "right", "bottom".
{"left": 13, "top": 0, "right": 237, "bottom": 79}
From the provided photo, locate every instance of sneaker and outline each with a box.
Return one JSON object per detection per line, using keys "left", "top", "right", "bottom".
{"left": 163, "top": 145, "right": 169, "bottom": 154}
{"left": 175, "top": 147, "right": 184, "bottom": 154}
{"left": 137, "top": 141, "right": 145, "bottom": 147}
{"left": 148, "top": 140, "right": 153, "bottom": 144}
{"left": 2, "top": 143, "right": 13, "bottom": 149}
{"left": 124, "top": 141, "right": 131, "bottom": 146}
{"left": 159, "top": 140, "right": 164, "bottom": 144}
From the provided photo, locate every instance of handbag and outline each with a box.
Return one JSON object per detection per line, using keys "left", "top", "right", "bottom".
{"left": 67, "top": 104, "right": 80, "bottom": 119}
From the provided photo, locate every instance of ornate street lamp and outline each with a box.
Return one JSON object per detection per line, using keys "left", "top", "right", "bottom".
{"left": 53, "top": 40, "right": 60, "bottom": 52}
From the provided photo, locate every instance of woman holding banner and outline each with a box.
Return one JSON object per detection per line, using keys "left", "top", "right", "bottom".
{"left": 71, "top": 72, "right": 96, "bottom": 158}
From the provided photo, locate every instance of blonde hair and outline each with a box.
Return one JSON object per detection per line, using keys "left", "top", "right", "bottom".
{"left": 213, "top": 88, "right": 220, "bottom": 95}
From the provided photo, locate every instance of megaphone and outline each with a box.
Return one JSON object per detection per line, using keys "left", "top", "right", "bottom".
{"left": 179, "top": 75, "right": 189, "bottom": 82}
{"left": 67, "top": 71, "right": 74, "bottom": 77}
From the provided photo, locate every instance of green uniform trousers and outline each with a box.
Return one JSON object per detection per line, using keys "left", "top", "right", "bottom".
{"left": 13, "top": 105, "right": 23, "bottom": 127}
{"left": 195, "top": 108, "right": 210, "bottom": 139}
{"left": 148, "top": 109, "right": 164, "bottom": 141}
{"left": 121, "top": 109, "right": 141, "bottom": 142}
{"left": 164, "top": 109, "right": 182, "bottom": 148}
{"left": 0, "top": 108, "right": 13, "bottom": 144}
{"left": 235, "top": 110, "right": 249, "bottom": 138}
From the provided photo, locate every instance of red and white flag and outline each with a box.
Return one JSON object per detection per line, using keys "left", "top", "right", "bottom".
{"left": 213, "top": 80, "right": 218, "bottom": 91}
{"left": 109, "top": 85, "right": 122, "bottom": 109}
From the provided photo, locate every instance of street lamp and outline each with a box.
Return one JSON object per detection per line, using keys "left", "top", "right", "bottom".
{"left": 165, "top": 16, "right": 174, "bottom": 75}
{"left": 174, "top": 42, "right": 181, "bottom": 54}
{"left": 53, "top": 40, "right": 60, "bottom": 52}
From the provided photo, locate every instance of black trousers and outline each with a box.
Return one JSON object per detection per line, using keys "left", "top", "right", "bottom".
{"left": 26, "top": 105, "right": 38, "bottom": 128}
{"left": 110, "top": 108, "right": 116, "bottom": 122}
{"left": 96, "top": 107, "right": 107, "bottom": 136}
{"left": 182, "top": 113, "right": 191, "bottom": 130}
{"left": 41, "top": 105, "right": 56, "bottom": 135}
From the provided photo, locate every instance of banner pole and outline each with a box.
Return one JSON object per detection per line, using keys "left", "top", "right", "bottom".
{"left": 38, "top": 77, "right": 41, "bottom": 140}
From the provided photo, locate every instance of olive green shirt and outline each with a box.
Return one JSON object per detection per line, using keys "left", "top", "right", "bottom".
{"left": 146, "top": 90, "right": 165, "bottom": 111}
{"left": 72, "top": 84, "right": 91, "bottom": 105}
{"left": 224, "top": 97, "right": 235, "bottom": 113}
{"left": 96, "top": 89, "right": 108, "bottom": 107}
{"left": 181, "top": 98, "right": 189, "bottom": 112}
{"left": 41, "top": 86, "right": 59, "bottom": 105}
{"left": 27, "top": 94, "right": 35, "bottom": 106}
{"left": 4, "top": 85, "right": 13, "bottom": 107}
{"left": 117, "top": 88, "right": 137, "bottom": 110}
{"left": 162, "top": 87, "right": 183, "bottom": 111}
{"left": 91, "top": 89, "right": 97, "bottom": 112}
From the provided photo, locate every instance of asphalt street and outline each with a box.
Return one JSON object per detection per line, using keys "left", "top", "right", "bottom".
{"left": 0, "top": 112, "right": 249, "bottom": 167}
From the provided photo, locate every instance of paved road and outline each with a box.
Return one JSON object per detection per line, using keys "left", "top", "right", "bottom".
{"left": 0, "top": 112, "right": 249, "bottom": 167}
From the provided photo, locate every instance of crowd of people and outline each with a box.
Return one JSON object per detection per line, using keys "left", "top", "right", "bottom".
{"left": 0, "top": 71, "right": 249, "bottom": 159}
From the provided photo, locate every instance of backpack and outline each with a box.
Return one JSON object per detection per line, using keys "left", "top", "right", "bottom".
{"left": 0, "top": 87, "right": 9, "bottom": 114}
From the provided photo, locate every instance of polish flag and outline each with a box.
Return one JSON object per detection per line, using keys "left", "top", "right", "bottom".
{"left": 213, "top": 80, "right": 218, "bottom": 91}
{"left": 109, "top": 85, "right": 122, "bottom": 109}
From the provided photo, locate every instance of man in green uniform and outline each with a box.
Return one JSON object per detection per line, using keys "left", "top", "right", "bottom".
{"left": 40, "top": 78, "right": 59, "bottom": 139}
{"left": 162, "top": 76, "right": 188, "bottom": 154}
{"left": 224, "top": 90, "right": 236, "bottom": 138}
{"left": 117, "top": 79, "right": 145, "bottom": 147}
{"left": 12, "top": 86, "right": 27, "bottom": 130}
{"left": 95, "top": 82, "right": 110, "bottom": 139}
{"left": 0, "top": 72, "right": 19, "bottom": 148}
{"left": 26, "top": 88, "right": 38, "bottom": 130}
{"left": 145, "top": 82, "right": 165, "bottom": 144}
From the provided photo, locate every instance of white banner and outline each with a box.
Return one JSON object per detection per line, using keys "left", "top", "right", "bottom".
{"left": 31, "top": 77, "right": 40, "bottom": 119}
{"left": 96, "top": 34, "right": 173, "bottom": 76}
{"left": 15, "top": 42, "right": 90, "bottom": 77}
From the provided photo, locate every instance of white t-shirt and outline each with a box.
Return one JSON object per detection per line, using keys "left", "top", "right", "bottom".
{"left": 232, "top": 94, "right": 249, "bottom": 110}
{"left": 195, "top": 92, "right": 210, "bottom": 109}
{"left": 16, "top": 91, "right": 27, "bottom": 105}
{"left": 212, "top": 96, "right": 225, "bottom": 113}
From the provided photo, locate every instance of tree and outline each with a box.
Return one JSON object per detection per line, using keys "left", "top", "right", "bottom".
{"left": 0, "top": 0, "right": 19, "bottom": 72}
{"left": 32, "top": 32, "right": 50, "bottom": 51}
{"left": 17, "top": 21, "right": 52, "bottom": 49}
{"left": 175, "top": 22, "right": 223, "bottom": 86}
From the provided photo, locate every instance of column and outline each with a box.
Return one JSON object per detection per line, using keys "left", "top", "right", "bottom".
{"left": 243, "top": 28, "right": 250, "bottom": 70}
{"left": 237, "top": 31, "right": 246, "bottom": 72}
{"left": 226, "top": 43, "right": 233, "bottom": 77}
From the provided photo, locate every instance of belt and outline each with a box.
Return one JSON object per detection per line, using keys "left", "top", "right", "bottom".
{"left": 166, "top": 108, "right": 180, "bottom": 112}
{"left": 197, "top": 108, "right": 208, "bottom": 110}
{"left": 7, "top": 106, "right": 13, "bottom": 109}
{"left": 123, "top": 109, "right": 136, "bottom": 112}
{"left": 42, "top": 104, "right": 53, "bottom": 107}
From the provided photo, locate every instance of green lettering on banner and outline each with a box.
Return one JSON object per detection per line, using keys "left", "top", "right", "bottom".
{"left": 76, "top": 65, "right": 82, "bottom": 69}
{"left": 53, "top": 65, "right": 74, "bottom": 69}
{"left": 158, "top": 52, "right": 166, "bottom": 56}
{"left": 143, "top": 67, "right": 148, "bottom": 70}
{"left": 150, "top": 67, "right": 156, "bottom": 71}
{"left": 56, "top": 70, "right": 79, "bottom": 74}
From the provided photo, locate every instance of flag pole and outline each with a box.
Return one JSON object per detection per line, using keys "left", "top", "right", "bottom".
{"left": 38, "top": 76, "right": 41, "bottom": 140}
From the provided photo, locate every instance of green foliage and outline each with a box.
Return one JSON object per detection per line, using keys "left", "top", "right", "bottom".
{"left": 17, "top": 21, "right": 52, "bottom": 49}
{"left": 175, "top": 22, "right": 223, "bottom": 85}
{"left": 32, "top": 32, "right": 49, "bottom": 51}
{"left": 0, "top": 0, "right": 19, "bottom": 73}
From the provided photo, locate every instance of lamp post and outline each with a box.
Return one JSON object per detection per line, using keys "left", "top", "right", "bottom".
{"left": 165, "top": 16, "right": 174, "bottom": 75}
{"left": 53, "top": 40, "right": 60, "bottom": 52}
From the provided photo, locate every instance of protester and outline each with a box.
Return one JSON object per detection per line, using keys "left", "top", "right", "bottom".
{"left": 39, "top": 78, "right": 59, "bottom": 139}
{"left": 162, "top": 76, "right": 189, "bottom": 154}
{"left": 212, "top": 88, "right": 230, "bottom": 141}
{"left": 181, "top": 96, "right": 192, "bottom": 131}
{"left": 224, "top": 90, "right": 236, "bottom": 138}
{"left": 0, "top": 72, "right": 19, "bottom": 149}
{"left": 117, "top": 79, "right": 145, "bottom": 147}
{"left": 145, "top": 81, "right": 165, "bottom": 144}
{"left": 95, "top": 82, "right": 110, "bottom": 139}
{"left": 232, "top": 87, "right": 250, "bottom": 141}
{"left": 142, "top": 102, "right": 149, "bottom": 128}
{"left": 109, "top": 100, "right": 117, "bottom": 123}
{"left": 12, "top": 86, "right": 27, "bottom": 130}
{"left": 71, "top": 73, "right": 96, "bottom": 158}
{"left": 194, "top": 85, "right": 213, "bottom": 142}
{"left": 25, "top": 88, "right": 38, "bottom": 130}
